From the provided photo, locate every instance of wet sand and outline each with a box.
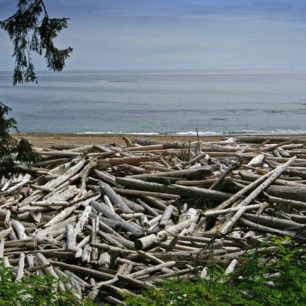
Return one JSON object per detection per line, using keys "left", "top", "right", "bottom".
{"left": 13, "top": 133, "right": 306, "bottom": 148}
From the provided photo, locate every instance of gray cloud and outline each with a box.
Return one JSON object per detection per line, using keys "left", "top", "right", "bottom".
{"left": 1, "top": 0, "right": 306, "bottom": 70}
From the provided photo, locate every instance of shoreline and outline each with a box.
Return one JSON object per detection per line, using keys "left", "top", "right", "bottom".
{"left": 13, "top": 132, "right": 306, "bottom": 148}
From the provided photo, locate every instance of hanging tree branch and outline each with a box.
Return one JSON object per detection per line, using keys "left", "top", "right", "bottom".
{"left": 0, "top": 0, "right": 73, "bottom": 85}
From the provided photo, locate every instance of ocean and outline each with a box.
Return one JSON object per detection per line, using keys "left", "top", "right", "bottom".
{"left": 0, "top": 69, "right": 306, "bottom": 135}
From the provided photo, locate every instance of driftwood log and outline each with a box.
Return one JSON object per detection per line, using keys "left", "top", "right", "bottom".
{"left": 0, "top": 135, "right": 305, "bottom": 304}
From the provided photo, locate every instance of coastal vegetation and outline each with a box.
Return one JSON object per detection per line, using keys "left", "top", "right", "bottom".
{"left": 123, "top": 237, "right": 305, "bottom": 305}
{"left": 0, "top": 236, "right": 304, "bottom": 305}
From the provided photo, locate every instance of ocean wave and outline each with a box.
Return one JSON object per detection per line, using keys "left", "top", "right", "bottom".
{"left": 77, "top": 131, "right": 160, "bottom": 136}
{"left": 77, "top": 129, "right": 306, "bottom": 136}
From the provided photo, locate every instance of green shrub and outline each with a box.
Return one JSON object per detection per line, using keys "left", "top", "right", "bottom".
{"left": 0, "top": 261, "right": 92, "bottom": 305}
{"left": 123, "top": 237, "right": 306, "bottom": 305}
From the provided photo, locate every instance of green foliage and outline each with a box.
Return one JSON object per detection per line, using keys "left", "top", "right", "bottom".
{"left": 0, "top": 260, "right": 93, "bottom": 305}
{"left": 0, "top": 0, "right": 73, "bottom": 85}
{"left": 0, "top": 101, "right": 40, "bottom": 179}
{"left": 123, "top": 237, "right": 306, "bottom": 305}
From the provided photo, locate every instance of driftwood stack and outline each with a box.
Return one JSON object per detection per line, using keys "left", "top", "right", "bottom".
{"left": 0, "top": 135, "right": 305, "bottom": 304}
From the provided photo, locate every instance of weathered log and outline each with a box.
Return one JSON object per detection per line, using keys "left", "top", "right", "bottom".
{"left": 243, "top": 213, "right": 305, "bottom": 230}
{"left": 128, "top": 166, "right": 217, "bottom": 180}
{"left": 91, "top": 242, "right": 137, "bottom": 255}
{"left": 116, "top": 177, "right": 231, "bottom": 201}
{"left": 94, "top": 169, "right": 117, "bottom": 186}
{"left": 247, "top": 154, "right": 265, "bottom": 166}
{"left": 126, "top": 144, "right": 163, "bottom": 151}
{"left": 239, "top": 171, "right": 306, "bottom": 187}
{"left": 90, "top": 200, "right": 143, "bottom": 236}
{"left": 209, "top": 162, "right": 239, "bottom": 190}
{"left": 135, "top": 216, "right": 199, "bottom": 250}
{"left": 131, "top": 138, "right": 185, "bottom": 149}
{"left": 15, "top": 253, "right": 25, "bottom": 281}
{"left": 225, "top": 259, "right": 238, "bottom": 275}
{"left": 265, "top": 185, "right": 306, "bottom": 201}
{"left": 142, "top": 196, "right": 168, "bottom": 211}
{"left": 43, "top": 203, "right": 82, "bottom": 228}
{"left": 117, "top": 274, "right": 154, "bottom": 288}
{"left": 239, "top": 218, "right": 300, "bottom": 238}
{"left": 98, "top": 252, "right": 111, "bottom": 267}
{"left": 81, "top": 244, "right": 92, "bottom": 263}
{"left": 36, "top": 253, "right": 58, "bottom": 278}
{"left": 35, "top": 215, "right": 77, "bottom": 240}
{"left": 219, "top": 156, "right": 297, "bottom": 211}
{"left": 264, "top": 194, "right": 306, "bottom": 209}
{"left": 128, "top": 261, "right": 176, "bottom": 279}
{"left": 1, "top": 174, "right": 31, "bottom": 195}
{"left": 23, "top": 158, "right": 86, "bottom": 204}
{"left": 98, "top": 155, "right": 160, "bottom": 167}
{"left": 98, "top": 181, "right": 132, "bottom": 214}
{"left": 150, "top": 266, "right": 200, "bottom": 281}
{"left": 114, "top": 187, "right": 180, "bottom": 200}
{"left": 75, "top": 206, "right": 92, "bottom": 236}
{"left": 220, "top": 206, "right": 247, "bottom": 235}
{"left": 66, "top": 224, "right": 76, "bottom": 251}
{"left": 11, "top": 219, "right": 27, "bottom": 239}
{"left": 159, "top": 205, "right": 174, "bottom": 228}
{"left": 0, "top": 228, "right": 13, "bottom": 240}
{"left": 51, "top": 260, "right": 114, "bottom": 280}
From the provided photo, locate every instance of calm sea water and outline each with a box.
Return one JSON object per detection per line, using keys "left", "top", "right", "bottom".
{"left": 0, "top": 69, "right": 306, "bottom": 135}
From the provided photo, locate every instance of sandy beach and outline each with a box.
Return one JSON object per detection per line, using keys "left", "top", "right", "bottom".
{"left": 13, "top": 133, "right": 306, "bottom": 148}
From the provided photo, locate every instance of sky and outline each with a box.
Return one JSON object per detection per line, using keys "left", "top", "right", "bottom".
{"left": 1, "top": 0, "right": 306, "bottom": 70}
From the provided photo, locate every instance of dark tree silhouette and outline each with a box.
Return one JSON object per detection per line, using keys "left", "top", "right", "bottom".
{"left": 0, "top": 102, "right": 40, "bottom": 179}
{"left": 0, "top": 0, "right": 73, "bottom": 85}
{"left": 0, "top": 0, "right": 72, "bottom": 179}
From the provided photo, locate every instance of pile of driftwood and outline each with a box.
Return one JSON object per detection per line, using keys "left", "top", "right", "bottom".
{"left": 0, "top": 135, "right": 305, "bottom": 304}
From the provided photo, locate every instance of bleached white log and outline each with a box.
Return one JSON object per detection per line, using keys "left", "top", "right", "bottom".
{"left": 98, "top": 252, "right": 111, "bottom": 267}
{"left": 66, "top": 224, "right": 76, "bottom": 251}
{"left": 159, "top": 205, "right": 174, "bottom": 229}
{"left": 46, "top": 185, "right": 79, "bottom": 202}
{"left": 3, "top": 257, "right": 10, "bottom": 267}
{"left": 2, "top": 174, "right": 31, "bottom": 195}
{"left": 35, "top": 215, "right": 77, "bottom": 240}
{"left": 247, "top": 154, "right": 265, "bottom": 166}
{"left": 225, "top": 259, "right": 238, "bottom": 275}
{"left": 74, "top": 206, "right": 92, "bottom": 237}
{"left": 135, "top": 216, "right": 199, "bottom": 250}
{"left": 22, "top": 158, "right": 85, "bottom": 204}
{"left": 0, "top": 240, "right": 4, "bottom": 258}
{"left": 15, "top": 253, "right": 25, "bottom": 282}
{"left": 11, "top": 219, "right": 27, "bottom": 239}
{"left": 103, "top": 195, "right": 115, "bottom": 212}
{"left": 127, "top": 261, "right": 176, "bottom": 279}
{"left": 237, "top": 156, "right": 296, "bottom": 208}
{"left": 36, "top": 253, "right": 58, "bottom": 278}
{"left": 43, "top": 203, "right": 82, "bottom": 228}
{"left": 0, "top": 228, "right": 13, "bottom": 240}
{"left": 82, "top": 244, "right": 92, "bottom": 263}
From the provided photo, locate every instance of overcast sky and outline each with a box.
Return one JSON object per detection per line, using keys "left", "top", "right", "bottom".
{"left": 1, "top": 0, "right": 306, "bottom": 70}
